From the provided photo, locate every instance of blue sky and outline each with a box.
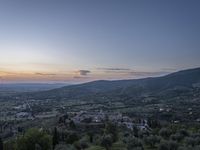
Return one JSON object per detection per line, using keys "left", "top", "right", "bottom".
{"left": 0, "top": 0, "right": 200, "bottom": 83}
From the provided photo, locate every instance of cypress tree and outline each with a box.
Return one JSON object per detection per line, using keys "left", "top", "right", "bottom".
{"left": 52, "top": 127, "right": 59, "bottom": 149}
{"left": 0, "top": 137, "right": 3, "bottom": 150}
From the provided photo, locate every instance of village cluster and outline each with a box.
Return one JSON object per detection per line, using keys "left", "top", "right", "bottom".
{"left": 59, "top": 110, "right": 151, "bottom": 132}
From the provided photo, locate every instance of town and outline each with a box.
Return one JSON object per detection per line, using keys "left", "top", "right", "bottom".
{"left": 0, "top": 97, "right": 151, "bottom": 141}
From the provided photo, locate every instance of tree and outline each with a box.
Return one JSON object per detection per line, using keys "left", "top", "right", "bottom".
{"left": 133, "top": 126, "right": 139, "bottom": 137}
{"left": 158, "top": 142, "right": 168, "bottom": 150}
{"left": 101, "top": 135, "right": 113, "bottom": 150}
{"left": 105, "top": 122, "right": 118, "bottom": 142}
{"left": 158, "top": 141, "right": 178, "bottom": 150}
{"left": 55, "top": 144, "right": 75, "bottom": 150}
{"left": 74, "top": 136, "right": 89, "bottom": 150}
{"left": 127, "top": 137, "right": 143, "bottom": 150}
{"left": 16, "top": 128, "right": 52, "bottom": 150}
{"left": 170, "top": 133, "right": 184, "bottom": 142}
{"left": 147, "top": 119, "right": 161, "bottom": 128}
{"left": 168, "top": 141, "right": 178, "bottom": 150}
{"left": 159, "top": 128, "right": 172, "bottom": 139}
{"left": 179, "top": 129, "right": 189, "bottom": 137}
{"left": 3, "top": 139, "right": 16, "bottom": 150}
{"left": 144, "top": 135, "right": 160, "bottom": 148}
{"left": 87, "top": 131, "right": 94, "bottom": 143}
{"left": 35, "top": 144, "right": 42, "bottom": 150}
{"left": 53, "top": 127, "right": 59, "bottom": 149}
{"left": 0, "top": 137, "right": 3, "bottom": 150}
{"left": 185, "top": 137, "right": 196, "bottom": 147}
{"left": 69, "top": 120, "right": 76, "bottom": 129}
{"left": 110, "top": 141, "right": 127, "bottom": 150}
{"left": 86, "top": 146, "right": 105, "bottom": 150}
{"left": 66, "top": 132, "right": 79, "bottom": 144}
{"left": 177, "top": 146, "right": 188, "bottom": 150}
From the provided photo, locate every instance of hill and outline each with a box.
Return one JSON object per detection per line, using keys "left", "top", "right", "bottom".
{"left": 26, "top": 67, "right": 200, "bottom": 100}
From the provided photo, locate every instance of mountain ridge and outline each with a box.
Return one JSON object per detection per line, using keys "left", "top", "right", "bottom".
{"left": 26, "top": 67, "right": 200, "bottom": 100}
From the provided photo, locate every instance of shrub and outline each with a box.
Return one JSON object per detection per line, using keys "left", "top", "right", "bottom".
{"left": 16, "top": 128, "right": 52, "bottom": 150}
{"left": 159, "top": 128, "right": 172, "bottom": 139}
{"left": 66, "top": 132, "right": 79, "bottom": 144}
{"left": 144, "top": 135, "right": 160, "bottom": 148}
{"left": 158, "top": 140, "right": 179, "bottom": 150}
{"left": 101, "top": 134, "right": 113, "bottom": 150}
{"left": 127, "top": 137, "right": 143, "bottom": 150}
{"left": 170, "top": 133, "right": 184, "bottom": 142}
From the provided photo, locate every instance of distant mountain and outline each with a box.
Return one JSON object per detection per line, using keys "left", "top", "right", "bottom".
{"left": 0, "top": 83, "right": 69, "bottom": 93}
{"left": 28, "top": 67, "right": 200, "bottom": 100}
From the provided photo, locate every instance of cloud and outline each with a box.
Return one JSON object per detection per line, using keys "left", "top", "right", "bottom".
{"left": 97, "top": 67, "right": 170, "bottom": 77}
{"left": 77, "top": 70, "right": 91, "bottom": 76}
{"left": 73, "top": 76, "right": 90, "bottom": 79}
{"left": 97, "top": 67, "right": 130, "bottom": 71}
{"left": 0, "top": 71, "right": 15, "bottom": 75}
{"left": 129, "top": 71, "right": 169, "bottom": 77}
{"left": 35, "top": 72, "right": 57, "bottom": 76}
{"left": 161, "top": 68, "right": 177, "bottom": 71}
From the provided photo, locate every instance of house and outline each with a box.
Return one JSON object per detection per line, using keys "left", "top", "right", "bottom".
{"left": 15, "top": 112, "right": 34, "bottom": 120}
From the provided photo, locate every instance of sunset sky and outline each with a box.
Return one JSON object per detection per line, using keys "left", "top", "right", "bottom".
{"left": 0, "top": 0, "right": 200, "bottom": 83}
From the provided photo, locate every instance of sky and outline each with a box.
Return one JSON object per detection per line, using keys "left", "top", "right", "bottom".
{"left": 0, "top": 0, "right": 200, "bottom": 83}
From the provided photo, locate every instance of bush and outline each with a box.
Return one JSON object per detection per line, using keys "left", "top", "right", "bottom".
{"left": 16, "top": 128, "right": 52, "bottom": 150}
{"left": 86, "top": 146, "right": 106, "bottom": 150}
{"left": 159, "top": 128, "right": 172, "bottom": 139}
{"left": 55, "top": 144, "right": 75, "bottom": 150}
{"left": 168, "top": 141, "right": 179, "bottom": 150}
{"left": 110, "top": 141, "right": 127, "bottom": 150}
{"left": 74, "top": 137, "right": 89, "bottom": 150}
{"left": 104, "top": 122, "right": 118, "bottom": 142}
{"left": 101, "top": 134, "right": 113, "bottom": 150}
{"left": 158, "top": 140, "right": 179, "bottom": 150}
{"left": 185, "top": 137, "right": 196, "bottom": 147}
{"left": 66, "top": 132, "right": 79, "bottom": 144}
{"left": 170, "top": 133, "right": 184, "bottom": 142}
{"left": 158, "top": 141, "right": 168, "bottom": 150}
{"left": 127, "top": 137, "right": 143, "bottom": 150}
{"left": 178, "top": 129, "right": 189, "bottom": 137}
{"left": 144, "top": 135, "right": 160, "bottom": 148}
{"left": 3, "top": 139, "right": 16, "bottom": 150}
